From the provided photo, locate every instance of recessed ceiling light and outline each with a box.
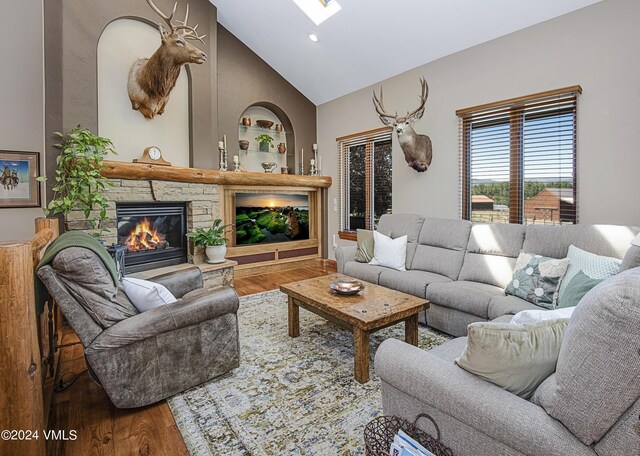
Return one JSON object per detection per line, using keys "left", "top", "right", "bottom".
{"left": 292, "top": 0, "right": 342, "bottom": 26}
{"left": 309, "top": 33, "right": 319, "bottom": 42}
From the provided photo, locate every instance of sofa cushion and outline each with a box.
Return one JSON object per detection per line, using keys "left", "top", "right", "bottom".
{"left": 505, "top": 253, "right": 570, "bottom": 309}
{"left": 458, "top": 254, "right": 517, "bottom": 289}
{"left": 426, "top": 281, "right": 505, "bottom": 319}
{"left": 557, "top": 245, "right": 620, "bottom": 307}
{"left": 377, "top": 213, "right": 424, "bottom": 268}
{"left": 488, "top": 295, "right": 540, "bottom": 320}
{"left": 532, "top": 268, "right": 640, "bottom": 445}
{"left": 458, "top": 223, "right": 525, "bottom": 288}
{"left": 456, "top": 319, "right": 569, "bottom": 399}
{"left": 410, "top": 218, "right": 471, "bottom": 280}
{"left": 369, "top": 232, "right": 407, "bottom": 271}
{"left": 620, "top": 245, "right": 640, "bottom": 272}
{"left": 377, "top": 213, "right": 424, "bottom": 243}
{"left": 429, "top": 337, "right": 468, "bottom": 362}
{"left": 522, "top": 224, "right": 638, "bottom": 259}
{"left": 343, "top": 261, "right": 388, "bottom": 284}
{"left": 354, "top": 229, "right": 375, "bottom": 263}
{"left": 378, "top": 269, "right": 451, "bottom": 299}
{"left": 52, "top": 247, "right": 138, "bottom": 328}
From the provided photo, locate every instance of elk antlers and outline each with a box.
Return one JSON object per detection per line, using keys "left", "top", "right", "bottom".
{"left": 146, "top": 0, "right": 206, "bottom": 43}
{"left": 373, "top": 76, "right": 429, "bottom": 122}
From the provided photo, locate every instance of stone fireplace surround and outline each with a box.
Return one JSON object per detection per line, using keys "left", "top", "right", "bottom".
{"left": 64, "top": 160, "right": 332, "bottom": 286}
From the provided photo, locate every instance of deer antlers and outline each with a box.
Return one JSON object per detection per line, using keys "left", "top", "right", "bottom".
{"left": 146, "top": 0, "right": 206, "bottom": 43}
{"left": 373, "top": 76, "right": 429, "bottom": 122}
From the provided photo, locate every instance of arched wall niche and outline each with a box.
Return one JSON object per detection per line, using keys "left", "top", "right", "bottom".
{"left": 236, "top": 102, "right": 296, "bottom": 174}
{"left": 97, "top": 17, "right": 191, "bottom": 167}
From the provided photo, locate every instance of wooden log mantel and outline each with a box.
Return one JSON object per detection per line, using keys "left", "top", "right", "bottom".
{"left": 102, "top": 161, "right": 332, "bottom": 188}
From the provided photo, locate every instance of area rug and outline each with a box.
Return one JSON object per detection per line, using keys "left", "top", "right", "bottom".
{"left": 168, "top": 289, "right": 451, "bottom": 455}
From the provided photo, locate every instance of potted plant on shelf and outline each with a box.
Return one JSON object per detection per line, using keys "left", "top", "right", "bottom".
{"left": 186, "top": 219, "right": 233, "bottom": 264}
{"left": 37, "top": 124, "right": 116, "bottom": 237}
{"left": 255, "top": 134, "right": 274, "bottom": 152}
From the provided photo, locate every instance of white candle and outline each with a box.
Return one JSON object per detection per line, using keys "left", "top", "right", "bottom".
{"left": 312, "top": 143, "right": 318, "bottom": 151}
{"left": 223, "top": 134, "right": 227, "bottom": 150}
{"left": 301, "top": 148, "right": 304, "bottom": 164}
{"left": 318, "top": 156, "right": 322, "bottom": 171}
{"left": 218, "top": 140, "right": 224, "bottom": 149}
{"left": 233, "top": 155, "right": 239, "bottom": 163}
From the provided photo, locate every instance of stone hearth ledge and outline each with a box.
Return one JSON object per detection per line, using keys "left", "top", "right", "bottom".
{"left": 129, "top": 260, "right": 237, "bottom": 290}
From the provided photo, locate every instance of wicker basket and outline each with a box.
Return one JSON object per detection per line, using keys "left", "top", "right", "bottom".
{"left": 364, "top": 414, "right": 454, "bottom": 456}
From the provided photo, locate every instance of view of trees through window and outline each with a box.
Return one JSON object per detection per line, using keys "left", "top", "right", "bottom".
{"left": 344, "top": 138, "right": 392, "bottom": 231}
{"left": 468, "top": 110, "right": 576, "bottom": 225}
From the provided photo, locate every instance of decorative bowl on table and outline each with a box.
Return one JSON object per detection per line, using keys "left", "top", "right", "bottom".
{"left": 329, "top": 279, "right": 365, "bottom": 296}
{"left": 256, "top": 120, "right": 274, "bottom": 129}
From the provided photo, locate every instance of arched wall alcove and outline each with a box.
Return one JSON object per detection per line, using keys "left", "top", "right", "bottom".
{"left": 235, "top": 102, "right": 296, "bottom": 173}
{"left": 97, "top": 17, "right": 192, "bottom": 167}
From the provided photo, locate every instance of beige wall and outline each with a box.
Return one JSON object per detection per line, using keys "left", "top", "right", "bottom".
{"left": 0, "top": 0, "right": 44, "bottom": 241}
{"left": 319, "top": 0, "right": 640, "bottom": 258}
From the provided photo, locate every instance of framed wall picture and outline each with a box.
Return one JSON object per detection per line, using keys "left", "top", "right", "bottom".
{"left": 0, "top": 151, "right": 41, "bottom": 208}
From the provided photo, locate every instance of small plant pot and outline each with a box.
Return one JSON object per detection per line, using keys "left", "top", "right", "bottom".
{"left": 205, "top": 245, "right": 227, "bottom": 264}
{"left": 259, "top": 141, "right": 270, "bottom": 152}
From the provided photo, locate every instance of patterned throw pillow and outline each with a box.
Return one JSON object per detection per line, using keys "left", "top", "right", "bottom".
{"left": 505, "top": 253, "right": 570, "bottom": 309}
{"left": 556, "top": 245, "right": 621, "bottom": 307}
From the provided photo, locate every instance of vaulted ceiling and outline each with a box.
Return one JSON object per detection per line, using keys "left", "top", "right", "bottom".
{"left": 211, "top": 0, "right": 600, "bottom": 105}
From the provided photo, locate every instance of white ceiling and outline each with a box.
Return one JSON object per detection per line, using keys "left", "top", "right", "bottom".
{"left": 211, "top": 0, "right": 600, "bottom": 105}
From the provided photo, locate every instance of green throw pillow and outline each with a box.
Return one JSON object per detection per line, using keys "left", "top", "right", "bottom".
{"left": 559, "top": 270, "right": 604, "bottom": 308}
{"left": 455, "top": 319, "right": 569, "bottom": 399}
{"left": 354, "top": 229, "right": 374, "bottom": 263}
{"left": 505, "top": 252, "right": 570, "bottom": 309}
{"left": 557, "top": 245, "right": 620, "bottom": 307}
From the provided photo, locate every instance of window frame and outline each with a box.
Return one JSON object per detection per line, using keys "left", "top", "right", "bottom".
{"left": 458, "top": 86, "right": 581, "bottom": 225}
{"left": 337, "top": 126, "right": 393, "bottom": 239}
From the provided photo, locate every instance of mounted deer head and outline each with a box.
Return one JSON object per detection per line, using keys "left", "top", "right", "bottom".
{"left": 373, "top": 77, "right": 433, "bottom": 172}
{"left": 127, "top": 0, "right": 207, "bottom": 119}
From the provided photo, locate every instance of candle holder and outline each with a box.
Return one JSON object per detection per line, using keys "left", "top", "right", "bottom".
{"left": 310, "top": 163, "right": 317, "bottom": 176}
{"left": 299, "top": 163, "right": 305, "bottom": 175}
{"left": 233, "top": 160, "right": 241, "bottom": 172}
{"left": 218, "top": 147, "right": 228, "bottom": 171}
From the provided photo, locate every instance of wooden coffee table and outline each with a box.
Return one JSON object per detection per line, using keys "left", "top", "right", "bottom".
{"left": 280, "top": 273, "right": 429, "bottom": 383}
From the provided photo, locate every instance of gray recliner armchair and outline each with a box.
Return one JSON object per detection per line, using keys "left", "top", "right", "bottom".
{"left": 37, "top": 247, "right": 240, "bottom": 408}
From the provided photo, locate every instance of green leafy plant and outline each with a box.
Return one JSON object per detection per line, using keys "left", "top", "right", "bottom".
{"left": 36, "top": 125, "right": 116, "bottom": 236}
{"left": 254, "top": 134, "right": 274, "bottom": 148}
{"left": 186, "top": 219, "right": 233, "bottom": 246}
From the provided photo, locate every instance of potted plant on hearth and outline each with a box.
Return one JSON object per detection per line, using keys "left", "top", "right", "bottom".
{"left": 186, "top": 219, "right": 233, "bottom": 264}
{"left": 36, "top": 124, "right": 116, "bottom": 237}
{"left": 255, "top": 134, "right": 274, "bottom": 153}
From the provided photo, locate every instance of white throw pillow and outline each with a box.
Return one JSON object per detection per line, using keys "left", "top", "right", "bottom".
{"left": 122, "top": 277, "right": 177, "bottom": 313}
{"left": 369, "top": 231, "right": 407, "bottom": 271}
{"left": 511, "top": 306, "right": 575, "bottom": 325}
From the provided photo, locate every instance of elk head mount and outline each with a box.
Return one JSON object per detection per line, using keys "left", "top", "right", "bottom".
{"left": 127, "top": 0, "right": 207, "bottom": 119}
{"left": 373, "top": 77, "right": 432, "bottom": 172}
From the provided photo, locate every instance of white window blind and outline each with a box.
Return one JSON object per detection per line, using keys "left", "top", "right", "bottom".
{"left": 457, "top": 86, "right": 581, "bottom": 225}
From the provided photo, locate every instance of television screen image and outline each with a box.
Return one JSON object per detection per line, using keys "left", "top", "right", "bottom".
{"left": 235, "top": 193, "right": 309, "bottom": 245}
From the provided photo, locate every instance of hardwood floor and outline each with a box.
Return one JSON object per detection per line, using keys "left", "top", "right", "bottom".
{"left": 47, "top": 259, "right": 335, "bottom": 456}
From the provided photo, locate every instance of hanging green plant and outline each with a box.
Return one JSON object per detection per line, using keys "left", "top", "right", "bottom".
{"left": 37, "top": 124, "right": 116, "bottom": 237}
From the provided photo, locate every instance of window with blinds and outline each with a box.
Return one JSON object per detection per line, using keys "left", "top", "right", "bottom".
{"left": 457, "top": 86, "right": 581, "bottom": 225}
{"left": 337, "top": 127, "right": 393, "bottom": 237}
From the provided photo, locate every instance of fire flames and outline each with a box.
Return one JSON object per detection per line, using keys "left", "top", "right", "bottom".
{"left": 125, "top": 218, "right": 167, "bottom": 252}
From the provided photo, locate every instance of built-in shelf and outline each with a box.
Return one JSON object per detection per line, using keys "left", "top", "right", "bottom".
{"left": 240, "top": 148, "right": 293, "bottom": 157}
{"left": 239, "top": 125, "right": 288, "bottom": 136}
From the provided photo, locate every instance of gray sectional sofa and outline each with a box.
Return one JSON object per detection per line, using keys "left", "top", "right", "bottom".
{"left": 335, "top": 213, "right": 639, "bottom": 336}
{"left": 336, "top": 214, "right": 640, "bottom": 455}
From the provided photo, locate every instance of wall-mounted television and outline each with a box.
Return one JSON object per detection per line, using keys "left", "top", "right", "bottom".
{"left": 235, "top": 193, "right": 310, "bottom": 245}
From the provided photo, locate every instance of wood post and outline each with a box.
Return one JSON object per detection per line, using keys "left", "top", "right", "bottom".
{"left": 34, "top": 217, "right": 60, "bottom": 429}
{"left": 0, "top": 240, "right": 46, "bottom": 456}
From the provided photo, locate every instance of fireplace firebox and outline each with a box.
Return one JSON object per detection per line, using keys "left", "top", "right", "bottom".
{"left": 116, "top": 202, "right": 188, "bottom": 273}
